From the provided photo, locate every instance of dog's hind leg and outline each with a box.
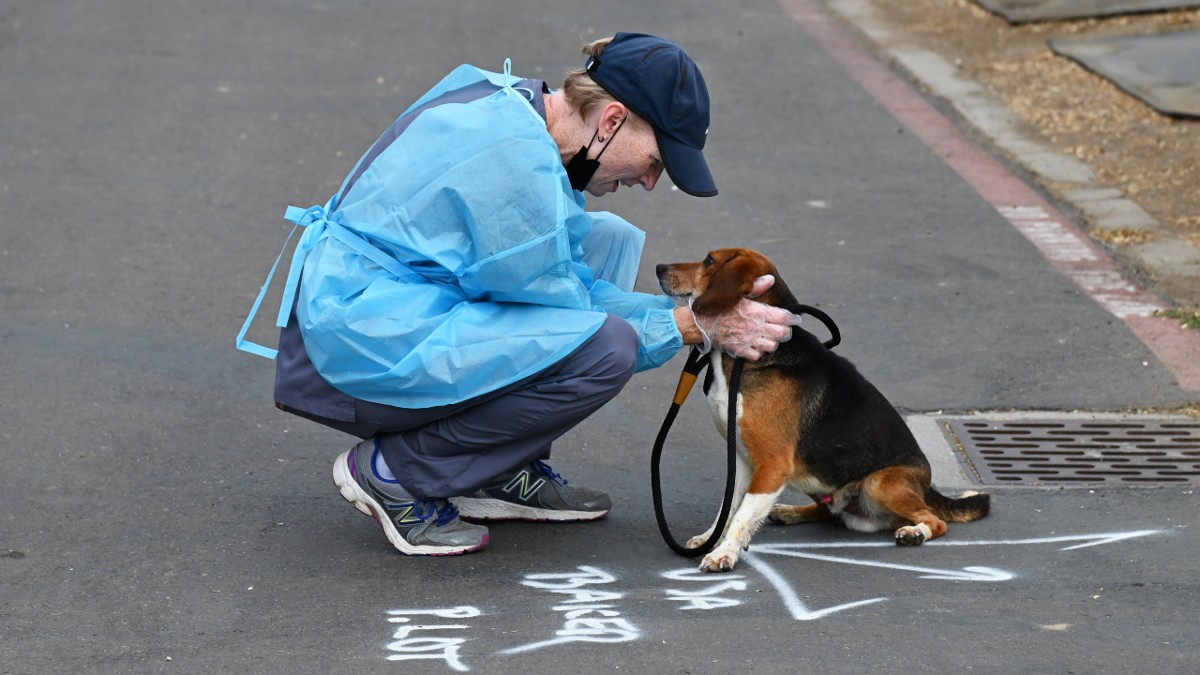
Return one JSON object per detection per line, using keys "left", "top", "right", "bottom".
{"left": 861, "top": 466, "right": 948, "bottom": 546}
{"left": 768, "top": 500, "right": 834, "bottom": 525}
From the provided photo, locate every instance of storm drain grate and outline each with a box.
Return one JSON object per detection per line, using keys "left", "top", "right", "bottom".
{"left": 944, "top": 418, "right": 1200, "bottom": 485}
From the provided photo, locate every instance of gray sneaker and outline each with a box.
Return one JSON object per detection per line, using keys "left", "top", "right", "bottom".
{"left": 332, "top": 439, "right": 489, "bottom": 556}
{"left": 451, "top": 460, "right": 611, "bottom": 522}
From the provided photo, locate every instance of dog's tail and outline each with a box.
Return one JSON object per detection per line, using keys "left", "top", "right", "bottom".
{"left": 925, "top": 488, "right": 990, "bottom": 523}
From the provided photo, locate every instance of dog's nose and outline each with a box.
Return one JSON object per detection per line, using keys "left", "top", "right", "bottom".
{"left": 655, "top": 263, "right": 668, "bottom": 278}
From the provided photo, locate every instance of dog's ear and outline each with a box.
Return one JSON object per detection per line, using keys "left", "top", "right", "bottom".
{"left": 692, "top": 255, "right": 768, "bottom": 315}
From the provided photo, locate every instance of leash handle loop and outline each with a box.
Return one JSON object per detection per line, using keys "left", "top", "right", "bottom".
{"left": 789, "top": 304, "right": 840, "bottom": 350}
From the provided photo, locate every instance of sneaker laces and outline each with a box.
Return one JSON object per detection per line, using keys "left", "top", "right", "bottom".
{"left": 531, "top": 460, "right": 568, "bottom": 486}
{"left": 412, "top": 498, "right": 462, "bottom": 527}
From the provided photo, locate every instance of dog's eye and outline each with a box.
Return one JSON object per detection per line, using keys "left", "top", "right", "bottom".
{"left": 703, "top": 256, "right": 715, "bottom": 267}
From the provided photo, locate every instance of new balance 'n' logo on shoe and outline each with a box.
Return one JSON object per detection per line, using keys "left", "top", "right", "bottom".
{"left": 502, "top": 469, "right": 546, "bottom": 502}
{"left": 451, "top": 460, "right": 611, "bottom": 522}
{"left": 332, "top": 439, "right": 489, "bottom": 556}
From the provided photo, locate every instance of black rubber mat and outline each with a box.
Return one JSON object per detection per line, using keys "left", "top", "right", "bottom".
{"left": 1051, "top": 29, "right": 1200, "bottom": 118}
{"left": 974, "top": 0, "right": 1200, "bottom": 23}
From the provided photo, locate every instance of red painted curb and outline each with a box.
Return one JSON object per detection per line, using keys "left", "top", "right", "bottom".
{"left": 778, "top": 0, "right": 1200, "bottom": 392}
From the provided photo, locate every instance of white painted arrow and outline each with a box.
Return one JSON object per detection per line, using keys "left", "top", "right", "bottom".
{"left": 741, "top": 552, "right": 888, "bottom": 621}
{"left": 924, "top": 529, "right": 1163, "bottom": 551}
{"left": 749, "top": 529, "right": 1163, "bottom": 552}
{"left": 750, "top": 544, "right": 1015, "bottom": 581}
{"left": 737, "top": 530, "right": 1162, "bottom": 622}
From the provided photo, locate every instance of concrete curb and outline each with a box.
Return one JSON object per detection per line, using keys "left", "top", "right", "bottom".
{"left": 828, "top": 0, "right": 1200, "bottom": 304}
{"left": 906, "top": 414, "right": 975, "bottom": 489}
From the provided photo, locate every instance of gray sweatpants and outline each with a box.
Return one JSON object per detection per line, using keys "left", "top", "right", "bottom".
{"left": 342, "top": 316, "right": 636, "bottom": 498}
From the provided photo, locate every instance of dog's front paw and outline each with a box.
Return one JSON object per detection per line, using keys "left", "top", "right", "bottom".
{"left": 686, "top": 534, "right": 710, "bottom": 550}
{"left": 894, "top": 523, "right": 932, "bottom": 546}
{"left": 699, "top": 548, "right": 740, "bottom": 573}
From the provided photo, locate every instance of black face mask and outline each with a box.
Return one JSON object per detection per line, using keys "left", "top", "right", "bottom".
{"left": 564, "top": 118, "right": 625, "bottom": 192}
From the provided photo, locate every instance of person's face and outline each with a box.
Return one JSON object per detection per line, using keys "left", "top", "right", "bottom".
{"left": 585, "top": 115, "right": 665, "bottom": 197}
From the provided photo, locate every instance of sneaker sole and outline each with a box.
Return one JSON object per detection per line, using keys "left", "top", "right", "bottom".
{"left": 332, "top": 450, "right": 489, "bottom": 556}
{"left": 450, "top": 496, "right": 609, "bottom": 523}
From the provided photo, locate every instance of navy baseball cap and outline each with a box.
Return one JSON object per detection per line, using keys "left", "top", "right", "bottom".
{"left": 586, "top": 32, "right": 717, "bottom": 197}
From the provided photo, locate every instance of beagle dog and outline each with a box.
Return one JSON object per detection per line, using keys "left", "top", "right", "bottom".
{"left": 656, "top": 248, "right": 989, "bottom": 573}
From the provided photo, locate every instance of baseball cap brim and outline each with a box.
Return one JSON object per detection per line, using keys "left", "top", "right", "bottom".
{"left": 657, "top": 132, "right": 717, "bottom": 198}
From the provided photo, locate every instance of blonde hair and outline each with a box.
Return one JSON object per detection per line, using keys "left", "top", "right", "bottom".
{"left": 561, "top": 37, "right": 616, "bottom": 119}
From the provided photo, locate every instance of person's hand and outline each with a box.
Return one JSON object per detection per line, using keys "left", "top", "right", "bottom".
{"left": 691, "top": 275, "right": 803, "bottom": 361}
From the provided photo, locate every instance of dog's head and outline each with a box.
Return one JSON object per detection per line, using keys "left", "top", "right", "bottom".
{"left": 656, "top": 248, "right": 789, "bottom": 314}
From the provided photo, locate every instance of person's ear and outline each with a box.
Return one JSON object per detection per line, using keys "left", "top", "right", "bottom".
{"left": 598, "top": 101, "right": 627, "bottom": 140}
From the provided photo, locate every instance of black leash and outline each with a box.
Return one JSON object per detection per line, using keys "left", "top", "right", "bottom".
{"left": 649, "top": 346, "right": 732, "bottom": 557}
{"left": 650, "top": 304, "right": 841, "bottom": 557}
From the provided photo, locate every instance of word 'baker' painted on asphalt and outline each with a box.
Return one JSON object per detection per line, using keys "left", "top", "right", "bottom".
{"left": 500, "top": 565, "right": 640, "bottom": 654}
{"left": 381, "top": 530, "right": 1160, "bottom": 670}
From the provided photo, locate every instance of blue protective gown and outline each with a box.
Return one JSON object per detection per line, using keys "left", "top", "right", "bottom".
{"left": 239, "top": 63, "right": 682, "bottom": 409}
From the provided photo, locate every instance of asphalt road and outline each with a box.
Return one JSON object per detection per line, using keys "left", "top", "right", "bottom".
{"left": 2, "top": 0, "right": 1197, "bottom": 673}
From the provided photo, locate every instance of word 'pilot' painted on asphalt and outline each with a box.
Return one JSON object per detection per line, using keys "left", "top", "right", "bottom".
{"left": 384, "top": 606, "right": 481, "bottom": 671}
